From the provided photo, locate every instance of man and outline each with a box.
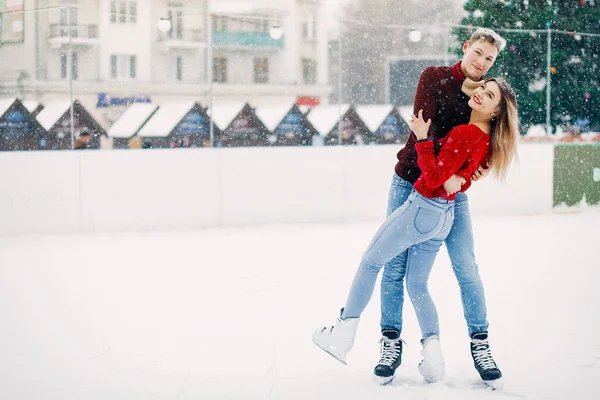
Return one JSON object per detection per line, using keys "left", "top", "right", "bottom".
{"left": 74, "top": 130, "right": 92, "bottom": 149}
{"left": 373, "top": 28, "right": 506, "bottom": 387}
{"left": 312, "top": 28, "right": 506, "bottom": 389}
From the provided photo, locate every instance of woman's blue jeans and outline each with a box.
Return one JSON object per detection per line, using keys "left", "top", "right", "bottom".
{"left": 375, "top": 174, "right": 489, "bottom": 338}
{"left": 341, "top": 187, "right": 455, "bottom": 339}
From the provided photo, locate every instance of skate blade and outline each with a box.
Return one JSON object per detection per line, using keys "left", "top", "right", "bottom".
{"left": 484, "top": 378, "right": 503, "bottom": 390}
{"left": 312, "top": 337, "right": 347, "bottom": 365}
{"left": 374, "top": 375, "right": 394, "bottom": 385}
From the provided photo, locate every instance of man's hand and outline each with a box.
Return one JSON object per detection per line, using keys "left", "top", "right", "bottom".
{"left": 408, "top": 109, "right": 431, "bottom": 141}
{"left": 471, "top": 162, "right": 491, "bottom": 182}
{"left": 443, "top": 174, "right": 466, "bottom": 195}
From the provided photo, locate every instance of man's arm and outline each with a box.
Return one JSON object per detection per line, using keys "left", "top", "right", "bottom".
{"left": 413, "top": 67, "right": 441, "bottom": 142}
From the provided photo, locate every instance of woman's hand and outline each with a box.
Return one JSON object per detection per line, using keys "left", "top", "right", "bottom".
{"left": 408, "top": 109, "right": 431, "bottom": 141}
{"left": 443, "top": 174, "right": 466, "bottom": 195}
{"left": 471, "top": 162, "right": 491, "bottom": 181}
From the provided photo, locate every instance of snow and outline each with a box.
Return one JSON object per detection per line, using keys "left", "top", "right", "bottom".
{"left": 22, "top": 100, "right": 41, "bottom": 113}
{"left": 208, "top": 102, "right": 246, "bottom": 131}
{"left": 137, "top": 102, "right": 196, "bottom": 138}
{"left": 107, "top": 103, "right": 158, "bottom": 138}
{"left": 397, "top": 105, "right": 415, "bottom": 125}
{"left": 0, "top": 211, "right": 598, "bottom": 399}
{"left": 0, "top": 97, "right": 16, "bottom": 117}
{"left": 36, "top": 100, "right": 71, "bottom": 131}
{"left": 307, "top": 104, "right": 350, "bottom": 136}
{"left": 253, "top": 104, "right": 293, "bottom": 132}
{"left": 354, "top": 104, "right": 394, "bottom": 133}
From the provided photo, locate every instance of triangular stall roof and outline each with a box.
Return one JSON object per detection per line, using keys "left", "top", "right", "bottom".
{"left": 355, "top": 104, "right": 410, "bottom": 143}
{"left": 0, "top": 98, "right": 47, "bottom": 151}
{"left": 137, "top": 101, "right": 197, "bottom": 138}
{"left": 36, "top": 100, "right": 107, "bottom": 149}
{"left": 108, "top": 103, "right": 158, "bottom": 138}
{"left": 306, "top": 104, "right": 351, "bottom": 137}
{"left": 254, "top": 103, "right": 318, "bottom": 145}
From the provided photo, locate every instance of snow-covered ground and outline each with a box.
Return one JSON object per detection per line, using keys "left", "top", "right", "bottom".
{"left": 0, "top": 211, "right": 598, "bottom": 399}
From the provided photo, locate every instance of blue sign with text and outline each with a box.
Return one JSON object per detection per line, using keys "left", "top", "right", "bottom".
{"left": 97, "top": 93, "right": 151, "bottom": 108}
{"left": 376, "top": 114, "right": 402, "bottom": 136}
{"left": 174, "top": 110, "right": 208, "bottom": 135}
{"left": 274, "top": 109, "right": 305, "bottom": 135}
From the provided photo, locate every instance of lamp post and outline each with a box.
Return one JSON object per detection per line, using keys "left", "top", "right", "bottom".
{"left": 337, "top": 20, "right": 343, "bottom": 145}
{"left": 67, "top": 5, "right": 75, "bottom": 149}
{"left": 546, "top": 22, "right": 552, "bottom": 136}
{"left": 206, "top": 7, "right": 213, "bottom": 147}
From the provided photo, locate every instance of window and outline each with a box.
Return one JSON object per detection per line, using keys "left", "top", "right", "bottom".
{"left": 129, "top": 2, "right": 137, "bottom": 23}
{"left": 253, "top": 58, "right": 269, "bottom": 84}
{"left": 213, "top": 16, "right": 228, "bottom": 32}
{"left": 110, "top": 54, "right": 137, "bottom": 80}
{"left": 119, "top": 2, "right": 127, "bottom": 23}
{"left": 176, "top": 56, "right": 183, "bottom": 81}
{"left": 71, "top": 52, "right": 78, "bottom": 80}
{"left": 130, "top": 55, "right": 136, "bottom": 78}
{"left": 302, "top": 59, "right": 316, "bottom": 84}
{"left": 303, "top": 14, "right": 316, "bottom": 40}
{"left": 61, "top": 53, "right": 78, "bottom": 80}
{"left": 111, "top": 1, "right": 137, "bottom": 24}
{"left": 110, "top": 55, "right": 117, "bottom": 78}
{"left": 213, "top": 57, "right": 227, "bottom": 83}
{"left": 110, "top": 1, "right": 116, "bottom": 23}
{"left": 167, "top": 6, "right": 184, "bottom": 39}
{"left": 61, "top": 53, "right": 67, "bottom": 79}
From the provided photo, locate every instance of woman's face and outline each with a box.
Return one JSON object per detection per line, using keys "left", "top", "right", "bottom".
{"left": 469, "top": 81, "right": 502, "bottom": 118}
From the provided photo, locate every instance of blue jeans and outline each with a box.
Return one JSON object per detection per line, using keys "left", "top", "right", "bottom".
{"left": 379, "top": 174, "right": 489, "bottom": 338}
{"left": 341, "top": 190, "right": 454, "bottom": 329}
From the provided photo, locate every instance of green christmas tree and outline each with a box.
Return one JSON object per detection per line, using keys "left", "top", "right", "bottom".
{"left": 456, "top": 0, "right": 600, "bottom": 133}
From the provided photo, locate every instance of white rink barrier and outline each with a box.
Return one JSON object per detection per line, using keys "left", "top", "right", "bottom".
{"left": 0, "top": 143, "right": 554, "bottom": 236}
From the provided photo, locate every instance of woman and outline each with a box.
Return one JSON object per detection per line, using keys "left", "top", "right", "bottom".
{"left": 312, "top": 78, "right": 519, "bottom": 383}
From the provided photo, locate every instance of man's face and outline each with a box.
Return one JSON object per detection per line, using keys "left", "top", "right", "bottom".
{"left": 461, "top": 39, "right": 499, "bottom": 80}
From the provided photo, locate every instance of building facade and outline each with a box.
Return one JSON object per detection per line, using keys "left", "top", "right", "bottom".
{"left": 0, "top": 0, "right": 331, "bottom": 128}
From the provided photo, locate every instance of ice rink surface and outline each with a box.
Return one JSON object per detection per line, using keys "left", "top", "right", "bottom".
{"left": 1, "top": 211, "right": 599, "bottom": 399}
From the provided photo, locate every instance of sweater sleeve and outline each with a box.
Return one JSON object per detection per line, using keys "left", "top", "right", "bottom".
{"left": 413, "top": 67, "right": 440, "bottom": 142}
{"left": 415, "top": 126, "right": 476, "bottom": 189}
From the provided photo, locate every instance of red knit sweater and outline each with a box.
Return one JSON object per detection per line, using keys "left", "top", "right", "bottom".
{"left": 395, "top": 62, "right": 473, "bottom": 183}
{"left": 414, "top": 124, "right": 491, "bottom": 200}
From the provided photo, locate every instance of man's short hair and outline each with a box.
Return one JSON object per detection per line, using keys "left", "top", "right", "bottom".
{"left": 469, "top": 28, "right": 506, "bottom": 53}
{"left": 79, "top": 130, "right": 91, "bottom": 137}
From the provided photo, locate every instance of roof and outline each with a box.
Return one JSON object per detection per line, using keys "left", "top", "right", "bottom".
{"left": 136, "top": 102, "right": 196, "bottom": 138}
{"left": 22, "top": 100, "right": 41, "bottom": 113}
{"left": 108, "top": 103, "right": 158, "bottom": 138}
{"left": 397, "top": 105, "right": 414, "bottom": 126}
{"left": 354, "top": 105, "right": 394, "bottom": 132}
{"left": 253, "top": 104, "right": 294, "bottom": 132}
{"left": 208, "top": 102, "right": 247, "bottom": 131}
{"left": 306, "top": 104, "right": 350, "bottom": 136}
{"left": 0, "top": 98, "right": 16, "bottom": 117}
{"left": 36, "top": 101, "right": 72, "bottom": 131}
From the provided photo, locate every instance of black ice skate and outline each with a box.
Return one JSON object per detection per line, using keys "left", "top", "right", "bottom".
{"left": 470, "top": 331, "right": 503, "bottom": 389}
{"left": 373, "top": 329, "right": 403, "bottom": 385}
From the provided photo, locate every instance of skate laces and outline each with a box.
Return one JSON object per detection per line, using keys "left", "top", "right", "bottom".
{"left": 378, "top": 337, "right": 402, "bottom": 366}
{"left": 471, "top": 338, "right": 497, "bottom": 370}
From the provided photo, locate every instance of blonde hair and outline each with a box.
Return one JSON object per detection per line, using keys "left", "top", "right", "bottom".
{"left": 486, "top": 78, "right": 519, "bottom": 181}
{"left": 470, "top": 28, "right": 506, "bottom": 53}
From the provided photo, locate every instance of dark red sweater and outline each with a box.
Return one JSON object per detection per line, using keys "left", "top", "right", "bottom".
{"left": 414, "top": 124, "right": 491, "bottom": 200}
{"left": 395, "top": 62, "right": 472, "bottom": 183}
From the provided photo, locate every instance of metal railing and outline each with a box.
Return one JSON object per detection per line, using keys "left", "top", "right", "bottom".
{"left": 48, "top": 24, "right": 99, "bottom": 39}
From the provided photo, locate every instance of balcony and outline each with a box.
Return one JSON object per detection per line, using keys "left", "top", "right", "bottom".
{"left": 212, "top": 31, "right": 284, "bottom": 49}
{"left": 48, "top": 24, "right": 100, "bottom": 47}
{"left": 157, "top": 29, "right": 207, "bottom": 50}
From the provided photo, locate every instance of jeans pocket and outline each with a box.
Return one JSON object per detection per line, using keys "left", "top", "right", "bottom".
{"left": 391, "top": 174, "right": 408, "bottom": 187}
{"left": 414, "top": 207, "right": 442, "bottom": 234}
